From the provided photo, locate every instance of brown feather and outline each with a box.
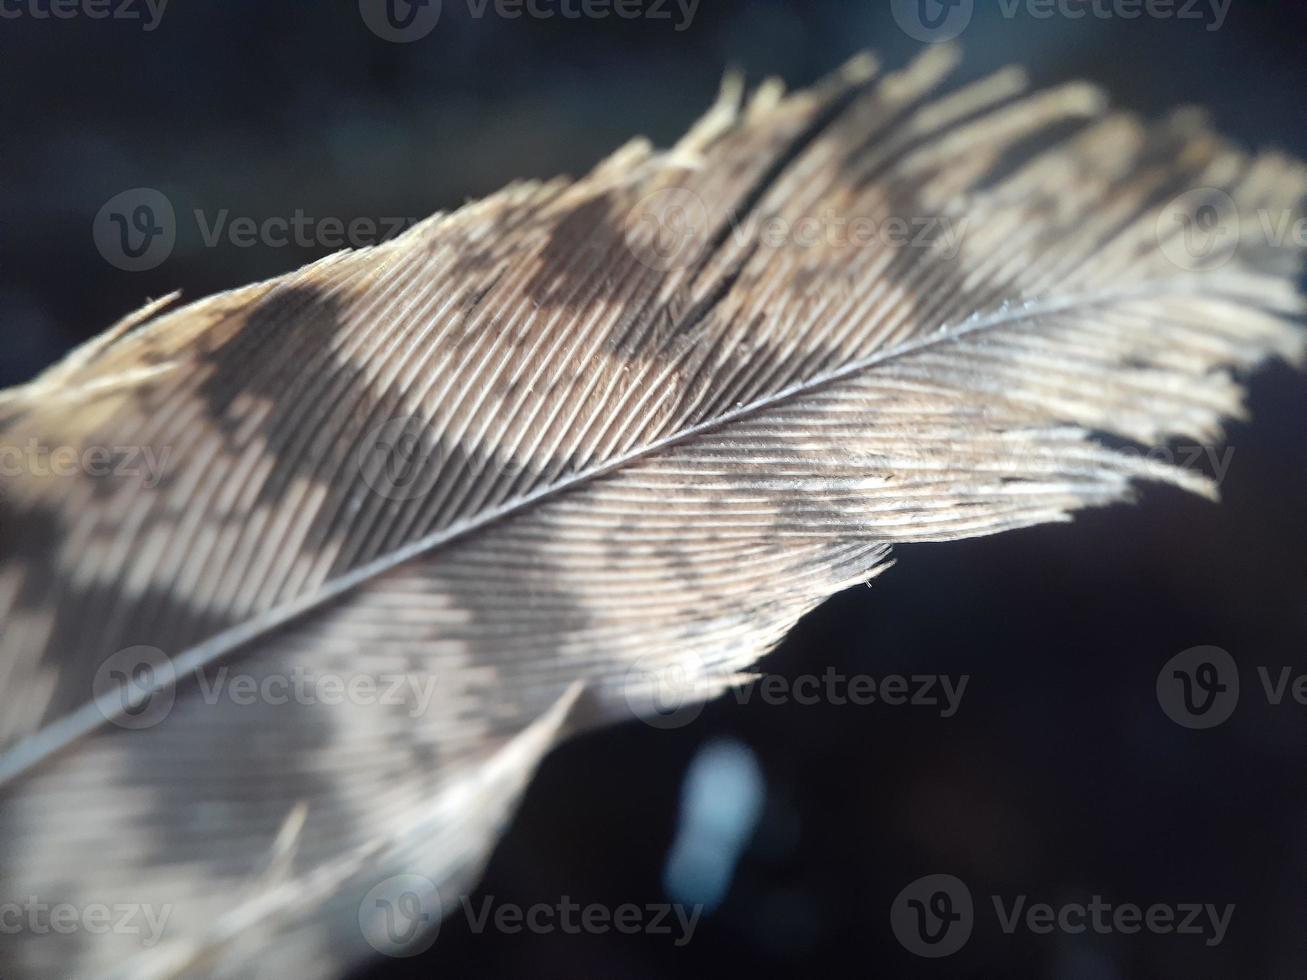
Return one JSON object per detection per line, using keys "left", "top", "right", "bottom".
{"left": 0, "top": 46, "right": 1304, "bottom": 978}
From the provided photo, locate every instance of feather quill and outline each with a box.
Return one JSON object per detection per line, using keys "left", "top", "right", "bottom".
{"left": 1, "top": 45, "right": 1304, "bottom": 978}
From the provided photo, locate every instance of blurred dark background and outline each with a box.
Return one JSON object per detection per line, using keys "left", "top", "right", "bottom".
{"left": 4, "top": 1, "right": 1307, "bottom": 977}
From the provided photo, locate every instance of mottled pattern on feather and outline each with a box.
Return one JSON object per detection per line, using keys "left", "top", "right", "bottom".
{"left": 0, "top": 45, "right": 1305, "bottom": 979}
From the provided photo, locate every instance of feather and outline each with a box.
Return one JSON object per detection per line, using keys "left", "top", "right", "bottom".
{"left": 1, "top": 45, "right": 1304, "bottom": 978}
